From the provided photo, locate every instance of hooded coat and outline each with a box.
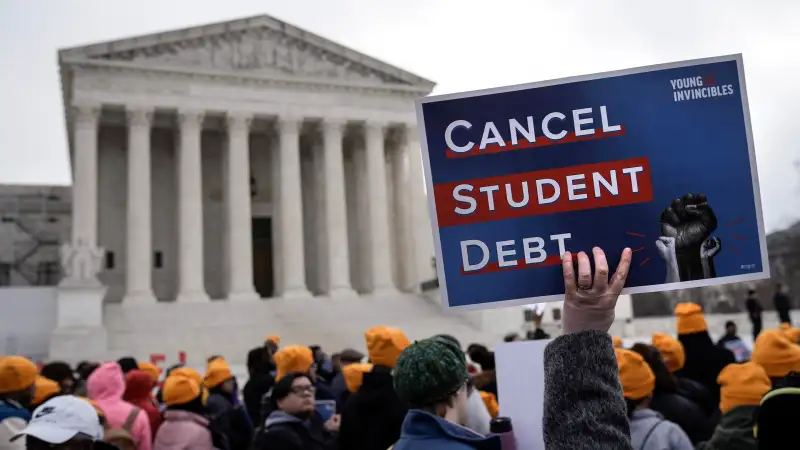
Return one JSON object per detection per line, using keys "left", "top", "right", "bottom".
{"left": 153, "top": 410, "right": 214, "bottom": 450}
{"left": 338, "top": 366, "right": 408, "bottom": 450}
{"left": 124, "top": 370, "right": 163, "bottom": 437}
{"left": 87, "top": 362, "right": 152, "bottom": 450}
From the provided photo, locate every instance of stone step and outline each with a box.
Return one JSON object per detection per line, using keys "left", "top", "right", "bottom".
{"left": 104, "top": 293, "right": 504, "bottom": 365}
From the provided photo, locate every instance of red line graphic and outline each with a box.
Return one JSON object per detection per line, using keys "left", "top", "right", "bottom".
{"left": 729, "top": 247, "right": 741, "bottom": 254}
{"left": 639, "top": 257, "right": 651, "bottom": 267}
{"left": 728, "top": 218, "right": 745, "bottom": 227}
{"left": 732, "top": 235, "right": 747, "bottom": 240}
{"left": 462, "top": 254, "right": 561, "bottom": 276}
{"left": 446, "top": 127, "right": 626, "bottom": 159}
{"left": 626, "top": 232, "right": 646, "bottom": 237}
{"left": 632, "top": 247, "right": 645, "bottom": 253}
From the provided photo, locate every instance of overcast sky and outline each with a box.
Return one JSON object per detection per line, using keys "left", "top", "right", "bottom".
{"left": 0, "top": 1, "right": 797, "bottom": 232}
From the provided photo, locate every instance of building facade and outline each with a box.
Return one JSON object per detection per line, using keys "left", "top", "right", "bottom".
{"left": 59, "top": 15, "right": 437, "bottom": 304}
{"left": 18, "top": 15, "right": 637, "bottom": 363}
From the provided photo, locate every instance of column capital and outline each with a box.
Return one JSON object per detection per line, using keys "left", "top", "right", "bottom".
{"left": 364, "top": 119, "right": 389, "bottom": 135}
{"left": 71, "top": 105, "right": 101, "bottom": 126}
{"left": 322, "top": 117, "right": 348, "bottom": 132}
{"left": 226, "top": 111, "right": 253, "bottom": 131}
{"left": 126, "top": 107, "right": 154, "bottom": 128}
{"left": 177, "top": 109, "right": 205, "bottom": 128}
{"left": 276, "top": 115, "right": 303, "bottom": 134}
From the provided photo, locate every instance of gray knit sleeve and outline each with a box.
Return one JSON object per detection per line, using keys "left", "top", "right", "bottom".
{"left": 542, "top": 330, "right": 632, "bottom": 450}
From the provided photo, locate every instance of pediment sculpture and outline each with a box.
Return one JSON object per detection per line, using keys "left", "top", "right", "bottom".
{"left": 100, "top": 27, "right": 407, "bottom": 85}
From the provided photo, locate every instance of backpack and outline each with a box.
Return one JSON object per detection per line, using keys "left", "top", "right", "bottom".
{"left": 102, "top": 407, "right": 140, "bottom": 450}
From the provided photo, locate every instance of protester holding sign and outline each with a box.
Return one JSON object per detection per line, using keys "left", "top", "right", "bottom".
{"left": 388, "top": 246, "right": 636, "bottom": 449}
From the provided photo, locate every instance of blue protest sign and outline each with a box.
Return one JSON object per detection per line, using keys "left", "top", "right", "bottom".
{"left": 416, "top": 54, "right": 769, "bottom": 310}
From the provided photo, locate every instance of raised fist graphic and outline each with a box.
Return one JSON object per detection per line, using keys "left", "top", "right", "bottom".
{"left": 701, "top": 236, "right": 721, "bottom": 260}
{"left": 659, "top": 193, "right": 718, "bottom": 282}
{"left": 701, "top": 236, "right": 721, "bottom": 279}
{"left": 655, "top": 236, "right": 680, "bottom": 284}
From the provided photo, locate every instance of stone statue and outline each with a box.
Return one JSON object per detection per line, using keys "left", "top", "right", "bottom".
{"left": 60, "top": 238, "right": 105, "bottom": 286}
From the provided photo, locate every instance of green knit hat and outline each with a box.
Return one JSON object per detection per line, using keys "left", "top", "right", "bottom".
{"left": 394, "top": 336, "right": 469, "bottom": 406}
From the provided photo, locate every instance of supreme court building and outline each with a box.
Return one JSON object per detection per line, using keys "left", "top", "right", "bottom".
{"left": 59, "top": 14, "right": 436, "bottom": 305}
{"left": 39, "top": 15, "right": 631, "bottom": 362}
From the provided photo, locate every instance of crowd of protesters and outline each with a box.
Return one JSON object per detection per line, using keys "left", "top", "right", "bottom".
{"left": 0, "top": 247, "right": 798, "bottom": 450}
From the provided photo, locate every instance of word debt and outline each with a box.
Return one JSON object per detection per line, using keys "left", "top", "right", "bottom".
{"left": 445, "top": 106, "right": 624, "bottom": 158}
{"left": 461, "top": 234, "right": 571, "bottom": 274}
{"left": 433, "top": 157, "right": 652, "bottom": 227}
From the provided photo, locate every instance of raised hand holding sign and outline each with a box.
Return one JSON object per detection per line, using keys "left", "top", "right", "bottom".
{"left": 561, "top": 247, "right": 632, "bottom": 334}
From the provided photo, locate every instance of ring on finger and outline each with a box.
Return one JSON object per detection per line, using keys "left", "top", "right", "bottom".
{"left": 578, "top": 283, "right": 593, "bottom": 291}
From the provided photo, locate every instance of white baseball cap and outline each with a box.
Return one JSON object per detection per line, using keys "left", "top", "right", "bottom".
{"left": 12, "top": 395, "right": 104, "bottom": 444}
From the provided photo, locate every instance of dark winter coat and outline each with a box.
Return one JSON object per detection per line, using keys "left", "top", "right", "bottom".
{"left": 338, "top": 365, "right": 408, "bottom": 450}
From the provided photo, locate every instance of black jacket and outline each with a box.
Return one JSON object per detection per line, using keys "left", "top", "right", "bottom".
{"left": 338, "top": 366, "right": 408, "bottom": 450}
{"left": 650, "top": 391, "right": 712, "bottom": 444}
{"left": 329, "top": 373, "right": 348, "bottom": 412}
{"left": 253, "top": 410, "right": 337, "bottom": 450}
{"left": 243, "top": 373, "right": 274, "bottom": 425}
{"left": 676, "top": 376, "right": 716, "bottom": 418}
{"left": 677, "top": 331, "right": 735, "bottom": 406}
{"left": 206, "top": 392, "right": 253, "bottom": 450}
{"left": 774, "top": 292, "right": 791, "bottom": 312}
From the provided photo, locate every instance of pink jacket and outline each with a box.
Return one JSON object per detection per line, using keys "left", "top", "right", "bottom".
{"left": 88, "top": 362, "right": 152, "bottom": 450}
{"left": 153, "top": 410, "right": 214, "bottom": 450}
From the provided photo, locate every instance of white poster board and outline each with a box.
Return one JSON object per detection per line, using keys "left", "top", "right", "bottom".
{"left": 495, "top": 339, "right": 550, "bottom": 448}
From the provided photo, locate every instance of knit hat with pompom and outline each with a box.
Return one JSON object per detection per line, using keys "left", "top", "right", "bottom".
{"left": 394, "top": 336, "right": 469, "bottom": 407}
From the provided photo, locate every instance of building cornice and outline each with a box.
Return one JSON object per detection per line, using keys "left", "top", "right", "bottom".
{"left": 61, "top": 57, "right": 433, "bottom": 98}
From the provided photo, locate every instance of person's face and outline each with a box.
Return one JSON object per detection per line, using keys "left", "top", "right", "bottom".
{"left": 277, "top": 377, "right": 316, "bottom": 415}
{"left": 60, "top": 378, "right": 75, "bottom": 395}
{"left": 221, "top": 378, "right": 236, "bottom": 394}
{"left": 727, "top": 324, "right": 737, "bottom": 335}
{"left": 332, "top": 356, "right": 342, "bottom": 372}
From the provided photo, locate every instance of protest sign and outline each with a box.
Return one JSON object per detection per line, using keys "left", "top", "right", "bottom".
{"left": 416, "top": 54, "right": 769, "bottom": 310}
{"left": 495, "top": 340, "right": 548, "bottom": 448}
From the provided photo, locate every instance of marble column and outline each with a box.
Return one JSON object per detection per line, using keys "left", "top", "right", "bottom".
{"left": 50, "top": 104, "right": 108, "bottom": 363}
{"left": 123, "top": 107, "right": 156, "bottom": 303}
{"left": 70, "top": 105, "right": 101, "bottom": 250}
{"left": 322, "top": 118, "right": 356, "bottom": 297}
{"left": 225, "top": 112, "right": 259, "bottom": 301}
{"left": 405, "top": 125, "right": 436, "bottom": 290}
{"left": 364, "top": 120, "right": 397, "bottom": 295}
{"left": 176, "top": 110, "right": 209, "bottom": 302}
{"left": 277, "top": 116, "right": 311, "bottom": 298}
{"left": 389, "top": 130, "right": 413, "bottom": 291}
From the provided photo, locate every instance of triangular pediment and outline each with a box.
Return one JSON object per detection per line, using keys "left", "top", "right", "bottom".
{"left": 59, "top": 15, "right": 435, "bottom": 89}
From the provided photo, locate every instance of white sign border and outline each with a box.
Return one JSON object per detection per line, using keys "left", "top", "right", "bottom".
{"left": 414, "top": 53, "right": 771, "bottom": 311}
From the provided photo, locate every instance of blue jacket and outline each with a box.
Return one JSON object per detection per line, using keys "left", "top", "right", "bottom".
{"left": 393, "top": 410, "right": 501, "bottom": 450}
{"left": 0, "top": 400, "right": 29, "bottom": 423}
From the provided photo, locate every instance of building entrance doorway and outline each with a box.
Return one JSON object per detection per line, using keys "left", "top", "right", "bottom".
{"left": 252, "top": 217, "right": 274, "bottom": 298}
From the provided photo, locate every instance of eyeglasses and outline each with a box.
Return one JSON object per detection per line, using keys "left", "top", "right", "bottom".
{"left": 290, "top": 385, "right": 316, "bottom": 395}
